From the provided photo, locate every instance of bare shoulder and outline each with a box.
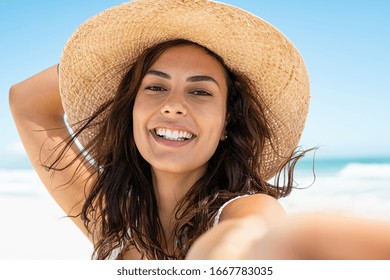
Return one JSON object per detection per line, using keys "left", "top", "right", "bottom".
{"left": 218, "top": 194, "right": 286, "bottom": 223}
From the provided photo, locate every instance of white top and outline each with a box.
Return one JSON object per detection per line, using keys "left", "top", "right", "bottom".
{"left": 212, "top": 194, "right": 250, "bottom": 226}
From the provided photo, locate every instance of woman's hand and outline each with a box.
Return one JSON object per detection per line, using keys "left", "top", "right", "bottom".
{"left": 186, "top": 216, "right": 271, "bottom": 259}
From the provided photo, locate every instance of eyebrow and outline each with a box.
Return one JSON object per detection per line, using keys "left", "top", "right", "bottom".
{"left": 187, "top": 75, "right": 220, "bottom": 88}
{"left": 146, "top": 70, "right": 171, "bottom": 79}
{"left": 145, "top": 70, "right": 220, "bottom": 88}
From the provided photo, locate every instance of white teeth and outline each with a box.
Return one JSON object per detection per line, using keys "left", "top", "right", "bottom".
{"left": 155, "top": 128, "right": 193, "bottom": 141}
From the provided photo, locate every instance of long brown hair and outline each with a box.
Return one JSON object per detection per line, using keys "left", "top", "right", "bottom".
{"left": 50, "top": 39, "right": 311, "bottom": 259}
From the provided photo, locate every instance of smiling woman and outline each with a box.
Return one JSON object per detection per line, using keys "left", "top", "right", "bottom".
{"left": 65, "top": 38, "right": 296, "bottom": 259}
{"left": 9, "top": 0, "right": 311, "bottom": 260}
{"left": 10, "top": 0, "right": 309, "bottom": 259}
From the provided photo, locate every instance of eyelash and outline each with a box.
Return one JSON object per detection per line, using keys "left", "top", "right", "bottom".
{"left": 145, "top": 86, "right": 212, "bottom": 96}
{"left": 190, "top": 90, "right": 212, "bottom": 96}
{"left": 145, "top": 86, "right": 166, "bottom": 92}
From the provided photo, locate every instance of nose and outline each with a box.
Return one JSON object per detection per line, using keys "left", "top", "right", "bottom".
{"left": 160, "top": 92, "right": 187, "bottom": 116}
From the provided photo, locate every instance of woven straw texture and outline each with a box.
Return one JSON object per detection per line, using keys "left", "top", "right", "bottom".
{"left": 59, "top": 0, "right": 310, "bottom": 180}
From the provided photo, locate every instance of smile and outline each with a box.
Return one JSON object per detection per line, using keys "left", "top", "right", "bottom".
{"left": 154, "top": 128, "right": 195, "bottom": 142}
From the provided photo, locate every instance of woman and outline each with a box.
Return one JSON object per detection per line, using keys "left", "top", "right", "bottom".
{"left": 9, "top": 0, "right": 310, "bottom": 259}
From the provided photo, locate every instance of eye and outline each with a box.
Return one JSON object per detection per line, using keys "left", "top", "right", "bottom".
{"left": 145, "top": 85, "right": 166, "bottom": 92}
{"left": 189, "top": 89, "right": 212, "bottom": 96}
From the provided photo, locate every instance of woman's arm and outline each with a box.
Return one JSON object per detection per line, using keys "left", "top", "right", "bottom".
{"left": 187, "top": 208, "right": 390, "bottom": 259}
{"left": 249, "top": 213, "right": 390, "bottom": 260}
{"left": 186, "top": 194, "right": 286, "bottom": 259}
{"left": 9, "top": 65, "right": 95, "bottom": 239}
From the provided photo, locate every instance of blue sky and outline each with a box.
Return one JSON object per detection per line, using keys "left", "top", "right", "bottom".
{"left": 1, "top": 0, "right": 389, "bottom": 169}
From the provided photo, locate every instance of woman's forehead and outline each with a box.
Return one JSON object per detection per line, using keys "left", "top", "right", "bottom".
{"left": 147, "top": 44, "right": 229, "bottom": 86}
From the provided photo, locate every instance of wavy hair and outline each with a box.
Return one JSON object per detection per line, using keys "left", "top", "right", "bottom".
{"left": 49, "top": 39, "right": 312, "bottom": 260}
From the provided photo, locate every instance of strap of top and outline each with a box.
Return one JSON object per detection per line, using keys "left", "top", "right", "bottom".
{"left": 213, "top": 194, "right": 250, "bottom": 227}
{"left": 106, "top": 246, "right": 123, "bottom": 260}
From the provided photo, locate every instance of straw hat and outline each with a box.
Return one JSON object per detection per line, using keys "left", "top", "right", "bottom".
{"left": 59, "top": 0, "right": 310, "bottom": 180}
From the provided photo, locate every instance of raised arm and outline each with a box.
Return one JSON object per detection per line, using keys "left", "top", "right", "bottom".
{"left": 9, "top": 65, "right": 95, "bottom": 239}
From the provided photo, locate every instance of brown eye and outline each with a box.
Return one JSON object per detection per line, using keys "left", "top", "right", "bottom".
{"left": 190, "top": 90, "right": 212, "bottom": 96}
{"left": 145, "top": 86, "right": 166, "bottom": 91}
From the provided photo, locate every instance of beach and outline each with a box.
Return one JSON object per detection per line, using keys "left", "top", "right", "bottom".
{"left": 0, "top": 170, "right": 92, "bottom": 260}
{"left": 1, "top": 157, "right": 390, "bottom": 259}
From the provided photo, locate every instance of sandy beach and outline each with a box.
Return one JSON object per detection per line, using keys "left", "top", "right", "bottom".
{"left": 0, "top": 193, "right": 92, "bottom": 260}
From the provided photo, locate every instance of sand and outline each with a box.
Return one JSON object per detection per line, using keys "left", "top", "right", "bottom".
{"left": 0, "top": 193, "right": 92, "bottom": 260}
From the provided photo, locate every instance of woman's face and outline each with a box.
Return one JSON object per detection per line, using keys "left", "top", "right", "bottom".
{"left": 133, "top": 44, "right": 228, "bottom": 176}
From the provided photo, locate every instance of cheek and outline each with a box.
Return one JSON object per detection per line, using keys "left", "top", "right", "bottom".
{"left": 209, "top": 103, "right": 227, "bottom": 133}
{"left": 199, "top": 106, "right": 227, "bottom": 146}
{"left": 132, "top": 98, "right": 147, "bottom": 147}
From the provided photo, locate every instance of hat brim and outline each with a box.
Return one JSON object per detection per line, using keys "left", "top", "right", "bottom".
{"left": 59, "top": 0, "right": 310, "bottom": 180}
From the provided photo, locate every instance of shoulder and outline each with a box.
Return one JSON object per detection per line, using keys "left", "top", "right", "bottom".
{"left": 218, "top": 193, "right": 286, "bottom": 224}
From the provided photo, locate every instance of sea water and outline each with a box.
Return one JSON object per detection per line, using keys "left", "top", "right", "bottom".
{"left": 1, "top": 156, "right": 390, "bottom": 219}
{"left": 280, "top": 156, "right": 390, "bottom": 220}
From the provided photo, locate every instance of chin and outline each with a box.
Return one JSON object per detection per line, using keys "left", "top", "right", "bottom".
{"left": 151, "top": 161, "right": 208, "bottom": 176}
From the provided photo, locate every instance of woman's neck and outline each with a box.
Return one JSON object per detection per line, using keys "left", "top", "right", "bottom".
{"left": 149, "top": 166, "right": 206, "bottom": 256}
{"left": 152, "top": 168, "right": 204, "bottom": 214}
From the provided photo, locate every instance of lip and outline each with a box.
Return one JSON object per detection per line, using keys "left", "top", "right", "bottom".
{"left": 149, "top": 123, "right": 197, "bottom": 148}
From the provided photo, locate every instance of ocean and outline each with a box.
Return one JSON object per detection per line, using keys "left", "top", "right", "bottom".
{"left": 1, "top": 156, "right": 390, "bottom": 219}
{"left": 280, "top": 156, "right": 390, "bottom": 220}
